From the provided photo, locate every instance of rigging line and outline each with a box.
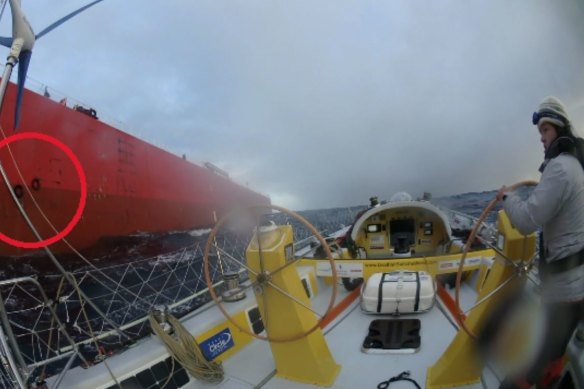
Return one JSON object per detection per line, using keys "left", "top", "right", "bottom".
{"left": 73, "top": 243, "right": 191, "bottom": 308}
{"left": 0, "top": 151, "right": 130, "bottom": 340}
{"left": 57, "top": 277, "right": 231, "bottom": 353}
{"left": 0, "top": 124, "right": 159, "bottom": 310}
{"left": 76, "top": 262, "right": 148, "bottom": 314}
{"left": 72, "top": 278, "right": 123, "bottom": 389}
{"left": 0, "top": 119, "right": 208, "bottom": 313}
{"left": 119, "top": 263, "right": 168, "bottom": 308}
{"left": 102, "top": 262, "right": 135, "bottom": 320}
{"left": 211, "top": 210, "right": 225, "bottom": 274}
{"left": 7, "top": 281, "right": 45, "bottom": 306}
{"left": 141, "top": 257, "right": 189, "bottom": 310}
{"left": 255, "top": 214, "right": 269, "bottom": 329}
{"left": 214, "top": 246, "right": 257, "bottom": 275}
{"left": 0, "top": 276, "right": 86, "bottom": 383}
{"left": 0, "top": 159, "right": 127, "bottom": 370}
{"left": 212, "top": 240, "right": 225, "bottom": 274}
{"left": 0, "top": 0, "right": 6, "bottom": 26}
{"left": 255, "top": 216, "right": 266, "bottom": 274}
{"left": 0, "top": 312, "right": 27, "bottom": 388}
{"left": 0, "top": 295, "right": 28, "bottom": 377}
{"left": 50, "top": 242, "right": 198, "bottom": 277}
{"left": 118, "top": 257, "right": 191, "bottom": 315}
{"left": 170, "top": 249, "right": 192, "bottom": 301}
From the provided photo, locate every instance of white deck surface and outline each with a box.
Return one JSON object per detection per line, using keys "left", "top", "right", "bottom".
{"left": 217, "top": 277, "right": 500, "bottom": 389}
{"left": 49, "top": 272, "right": 501, "bottom": 389}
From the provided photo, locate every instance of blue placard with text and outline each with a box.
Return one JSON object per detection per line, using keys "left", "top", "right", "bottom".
{"left": 200, "top": 328, "right": 234, "bottom": 360}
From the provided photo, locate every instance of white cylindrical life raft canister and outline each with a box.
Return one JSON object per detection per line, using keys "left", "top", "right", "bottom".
{"left": 360, "top": 270, "right": 435, "bottom": 314}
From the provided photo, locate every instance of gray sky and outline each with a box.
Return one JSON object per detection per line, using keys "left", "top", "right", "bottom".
{"left": 6, "top": 0, "right": 584, "bottom": 210}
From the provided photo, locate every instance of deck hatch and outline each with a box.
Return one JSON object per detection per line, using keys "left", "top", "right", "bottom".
{"left": 362, "top": 319, "right": 421, "bottom": 353}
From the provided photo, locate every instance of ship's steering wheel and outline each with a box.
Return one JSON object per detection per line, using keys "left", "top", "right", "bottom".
{"left": 454, "top": 180, "right": 538, "bottom": 339}
{"left": 203, "top": 205, "right": 337, "bottom": 342}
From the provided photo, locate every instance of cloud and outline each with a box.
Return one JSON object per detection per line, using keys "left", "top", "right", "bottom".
{"left": 8, "top": 0, "right": 584, "bottom": 210}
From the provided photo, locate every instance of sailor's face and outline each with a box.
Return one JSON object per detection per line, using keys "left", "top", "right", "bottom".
{"left": 538, "top": 122, "right": 558, "bottom": 152}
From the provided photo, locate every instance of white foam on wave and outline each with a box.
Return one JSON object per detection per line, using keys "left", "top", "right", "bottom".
{"left": 188, "top": 228, "right": 212, "bottom": 237}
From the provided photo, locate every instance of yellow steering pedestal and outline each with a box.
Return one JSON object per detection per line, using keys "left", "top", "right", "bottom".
{"left": 426, "top": 210, "right": 536, "bottom": 388}
{"left": 247, "top": 224, "right": 341, "bottom": 387}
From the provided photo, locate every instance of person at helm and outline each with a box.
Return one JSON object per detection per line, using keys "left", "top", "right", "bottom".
{"left": 496, "top": 96, "right": 584, "bottom": 388}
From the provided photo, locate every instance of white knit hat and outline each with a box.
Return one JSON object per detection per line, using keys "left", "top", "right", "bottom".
{"left": 535, "top": 96, "right": 570, "bottom": 128}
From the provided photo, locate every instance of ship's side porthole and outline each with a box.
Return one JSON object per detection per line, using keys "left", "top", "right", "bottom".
{"left": 31, "top": 178, "right": 41, "bottom": 191}
{"left": 13, "top": 184, "right": 24, "bottom": 199}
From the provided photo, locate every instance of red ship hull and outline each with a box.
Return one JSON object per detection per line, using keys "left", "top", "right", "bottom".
{"left": 0, "top": 83, "right": 269, "bottom": 256}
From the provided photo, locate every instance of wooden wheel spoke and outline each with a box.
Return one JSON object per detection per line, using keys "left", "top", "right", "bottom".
{"left": 476, "top": 237, "right": 521, "bottom": 269}
{"left": 259, "top": 275, "right": 269, "bottom": 332}
{"left": 214, "top": 245, "right": 258, "bottom": 276}
{"left": 268, "top": 257, "right": 303, "bottom": 279}
{"left": 237, "top": 278, "right": 261, "bottom": 295}
{"left": 203, "top": 204, "right": 338, "bottom": 342}
{"left": 463, "top": 272, "right": 518, "bottom": 315}
{"left": 266, "top": 280, "right": 322, "bottom": 318}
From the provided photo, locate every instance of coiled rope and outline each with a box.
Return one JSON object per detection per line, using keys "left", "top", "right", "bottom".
{"left": 149, "top": 313, "right": 224, "bottom": 383}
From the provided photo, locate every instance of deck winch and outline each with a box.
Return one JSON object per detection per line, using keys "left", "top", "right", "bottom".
{"left": 221, "top": 271, "right": 246, "bottom": 302}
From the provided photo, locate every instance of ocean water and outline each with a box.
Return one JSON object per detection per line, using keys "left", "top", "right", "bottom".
{"left": 0, "top": 190, "right": 508, "bottom": 274}
{"left": 0, "top": 190, "right": 503, "bottom": 333}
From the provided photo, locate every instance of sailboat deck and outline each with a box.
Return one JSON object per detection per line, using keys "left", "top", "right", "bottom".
{"left": 48, "top": 268, "right": 501, "bottom": 389}
{"left": 217, "top": 276, "right": 500, "bottom": 389}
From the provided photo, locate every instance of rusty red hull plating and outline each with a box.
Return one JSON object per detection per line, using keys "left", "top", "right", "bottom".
{"left": 0, "top": 83, "right": 269, "bottom": 256}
